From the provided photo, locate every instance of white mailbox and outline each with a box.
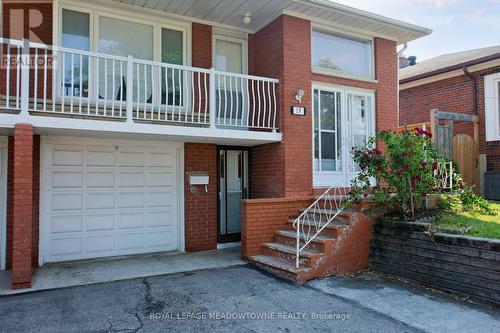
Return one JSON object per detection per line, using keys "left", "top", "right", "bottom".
{"left": 189, "top": 173, "right": 209, "bottom": 192}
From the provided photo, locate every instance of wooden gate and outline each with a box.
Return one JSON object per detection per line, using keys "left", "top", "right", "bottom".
{"left": 452, "top": 134, "right": 479, "bottom": 188}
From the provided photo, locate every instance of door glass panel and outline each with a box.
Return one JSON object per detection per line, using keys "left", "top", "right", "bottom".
{"left": 98, "top": 16, "right": 153, "bottom": 103}
{"left": 313, "top": 89, "right": 342, "bottom": 172}
{"left": 215, "top": 39, "right": 245, "bottom": 125}
{"left": 321, "top": 132, "right": 337, "bottom": 171}
{"left": 215, "top": 39, "right": 242, "bottom": 74}
{"left": 219, "top": 149, "right": 248, "bottom": 240}
{"left": 219, "top": 151, "right": 226, "bottom": 235}
{"left": 349, "top": 94, "right": 371, "bottom": 171}
{"left": 225, "top": 151, "right": 242, "bottom": 234}
{"left": 61, "top": 9, "right": 89, "bottom": 97}
{"left": 161, "top": 28, "right": 184, "bottom": 106}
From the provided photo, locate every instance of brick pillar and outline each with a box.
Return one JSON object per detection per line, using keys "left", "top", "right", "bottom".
{"left": 11, "top": 124, "right": 33, "bottom": 289}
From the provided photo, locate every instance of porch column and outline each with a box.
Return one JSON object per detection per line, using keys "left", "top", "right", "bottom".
{"left": 11, "top": 124, "right": 33, "bottom": 289}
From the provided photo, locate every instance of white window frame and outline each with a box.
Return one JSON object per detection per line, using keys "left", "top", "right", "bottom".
{"left": 312, "top": 82, "right": 376, "bottom": 187}
{"left": 54, "top": 2, "right": 191, "bottom": 107}
{"left": 485, "top": 72, "right": 500, "bottom": 141}
{"left": 56, "top": 2, "right": 190, "bottom": 64}
{"left": 311, "top": 24, "right": 375, "bottom": 82}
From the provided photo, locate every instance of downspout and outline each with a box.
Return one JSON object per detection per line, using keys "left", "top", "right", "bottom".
{"left": 463, "top": 65, "right": 478, "bottom": 115}
{"left": 397, "top": 43, "right": 408, "bottom": 127}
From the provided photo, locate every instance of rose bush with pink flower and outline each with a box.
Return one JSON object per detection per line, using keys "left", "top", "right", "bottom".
{"left": 349, "top": 128, "right": 446, "bottom": 219}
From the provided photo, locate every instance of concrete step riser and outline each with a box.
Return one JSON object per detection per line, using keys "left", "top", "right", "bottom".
{"left": 250, "top": 261, "right": 298, "bottom": 282}
{"left": 262, "top": 246, "right": 313, "bottom": 268}
{"left": 273, "top": 233, "right": 328, "bottom": 253}
{"left": 284, "top": 224, "right": 339, "bottom": 238}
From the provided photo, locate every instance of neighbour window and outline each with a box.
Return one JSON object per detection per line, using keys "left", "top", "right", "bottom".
{"left": 484, "top": 74, "right": 500, "bottom": 141}
{"left": 312, "top": 29, "right": 373, "bottom": 78}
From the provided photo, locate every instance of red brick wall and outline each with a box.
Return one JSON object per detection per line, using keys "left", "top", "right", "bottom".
{"left": 184, "top": 143, "right": 217, "bottom": 251}
{"left": 250, "top": 17, "right": 286, "bottom": 198}
{"left": 6, "top": 133, "right": 40, "bottom": 271}
{"left": 11, "top": 124, "right": 34, "bottom": 289}
{"left": 240, "top": 197, "right": 311, "bottom": 259}
{"left": 32, "top": 135, "right": 40, "bottom": 267}
{"left": 6, "top": 137, "right": 13, "bottom": 269}
{"left": 249, "top": 15, "right": 398, "bottom": 197}
{"left": 192, "top": 23, "right": 211, "bottom": 69}
{"left": 400, "top": 66, "right": 500, "bottom": 171}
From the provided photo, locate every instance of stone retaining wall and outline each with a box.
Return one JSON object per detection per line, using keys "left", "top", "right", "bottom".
{"left": 369, "top": 220, "right": 500, "bottom": 306}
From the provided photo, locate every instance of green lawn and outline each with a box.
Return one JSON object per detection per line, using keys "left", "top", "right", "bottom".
{"left": 436, "top": 202, "right": 500, "bottom": 239}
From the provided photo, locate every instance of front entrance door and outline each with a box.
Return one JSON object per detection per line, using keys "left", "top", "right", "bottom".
{"left": 312, "top": 85, "right": 375, "bottom": 187}
{"left": 218, "top": 148, "right": 249, "bottom": 243}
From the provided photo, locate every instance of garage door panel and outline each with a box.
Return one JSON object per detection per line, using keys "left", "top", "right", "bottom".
{"left": 86, "top": 192, "right": 115, "bottom": 209}
{"left": 86, "top": 214, "right": 115, "bottom": 231}
{"left": 87, "top": 150, "right": 115, "bottom": 166}
{"left": 52, "top": 171, "right": 83, "bottom": 188}
{"left": 117, "top": 212, "right": 145, "bottom": 229}
{"left": 147, "top": 172, "right": 174, "bottom": 187}
{"left": 147, "top": 230, "right": 175, "bottom": 248}
{"left": 51, "top": 215, "right": 83, "bottom": 233}
{"left": 51, "top": 193, "right": 83, "bottom": 211}
{"left": 44, "top": 142, "right": 180, "bottom": 263}
{"left": 117, "top": 233, "right": 145, "bottom": 250}
{"left": 86, "top": 172, "right": 115, "bottom": 188}
{"left": 118, "top": 172, "right": 146, "bottom": 187}
{"left": 51, "top": 238, "right": 83, "bottom": 257}
{"left": 148, "top": 152, "right": 174, "bottom": 167}
{"left": 118, "top": 151, "right": 145, "bottom": 167}
{"left": 52, "top": 149, "right": 83, "bottom": 166}
{"left": 118, "top": 192, "right": 145, "bottom": 208}
{"left": 86, "top": 235, "right": 115, "bottom": 254}
{"left": 148, "top": 191, "right": 175, "bottom": 208}
{"left": 147, "top": 211, "right": 176, "bottom": 228}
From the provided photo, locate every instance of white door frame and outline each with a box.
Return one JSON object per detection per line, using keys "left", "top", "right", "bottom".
{"left": 311, "top": 82, "right": 376, "bottom": 187}
{"left": 0, "top": 136, "right": 8, "bottom": 270}
{"left": 38, "top": 135, "right": 185, "bottom": 265}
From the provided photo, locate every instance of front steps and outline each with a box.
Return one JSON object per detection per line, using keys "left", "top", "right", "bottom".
{"left": 249, "top": 202, "right": 374, "bottom": 283}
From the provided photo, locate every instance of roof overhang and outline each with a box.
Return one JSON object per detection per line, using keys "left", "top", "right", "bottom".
{"left": 106, "top": 0, "right": 431, "bottom": 44}
{"left": 400, "top": 54, "right": 500, "bottom": 89}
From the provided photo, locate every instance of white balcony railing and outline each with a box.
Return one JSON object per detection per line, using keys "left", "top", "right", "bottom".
{"left": 0, "top": 38, "right": 279, "bottom": 132}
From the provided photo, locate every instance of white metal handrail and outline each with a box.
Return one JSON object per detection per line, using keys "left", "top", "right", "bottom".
{"left": 0, "top": 38, "right": 279, "bottom": 131}
{"left": 292, "top": 185, "right": 351, "bottom": 269}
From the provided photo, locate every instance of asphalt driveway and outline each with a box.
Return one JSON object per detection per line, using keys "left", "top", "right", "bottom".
{"left": 0, "top": 265, "right": 498, "bottom": 333}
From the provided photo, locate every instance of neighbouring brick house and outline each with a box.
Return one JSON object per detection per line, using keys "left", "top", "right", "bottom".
{"left": 0, "top": 0, "right": 429, "bottom": 289}
{"left": 399, "top": 46, "right": 500, "bottom": 199}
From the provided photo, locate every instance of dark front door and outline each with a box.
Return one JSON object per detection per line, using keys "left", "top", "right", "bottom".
{"left": 217, "top": 148, "right": 249, "bottom": 243}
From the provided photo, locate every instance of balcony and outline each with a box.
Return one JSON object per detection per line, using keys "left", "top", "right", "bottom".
{"left": 0, "top": 38, "right": 281, "bottom": 144}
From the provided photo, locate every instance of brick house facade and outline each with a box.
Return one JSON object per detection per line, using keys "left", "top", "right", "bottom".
{"left": 0, "top": 0, "right": 429, "bottom": 288}
{"left": 399, "top": 48, "right": 500, "bottom": 198}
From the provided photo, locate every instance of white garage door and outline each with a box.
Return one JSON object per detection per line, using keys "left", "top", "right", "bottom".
{"left": 43, "top": 139, "right": 180, "bottom": 263}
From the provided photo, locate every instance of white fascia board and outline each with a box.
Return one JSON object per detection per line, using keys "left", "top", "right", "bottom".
{"left": 0, "top": 114, "right": 282, "bottom": 146}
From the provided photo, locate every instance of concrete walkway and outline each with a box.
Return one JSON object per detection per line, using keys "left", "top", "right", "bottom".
{"left": 308, "top": 271, "right": 500, "bottom": 333}
{"left": 0, "top": 247, "right": 244, "bottom": 295}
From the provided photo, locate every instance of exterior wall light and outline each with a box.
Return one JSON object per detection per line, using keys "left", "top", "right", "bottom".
{"left": 295, "top": 89, "right": 305, "bottom": 103}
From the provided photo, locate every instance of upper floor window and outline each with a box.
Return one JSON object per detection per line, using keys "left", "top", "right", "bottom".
{"left": 312, "top": 28, "right": 373, "bottom": 78}
{"left": 485, "top": 73, "right": 500, "bottom": 141}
